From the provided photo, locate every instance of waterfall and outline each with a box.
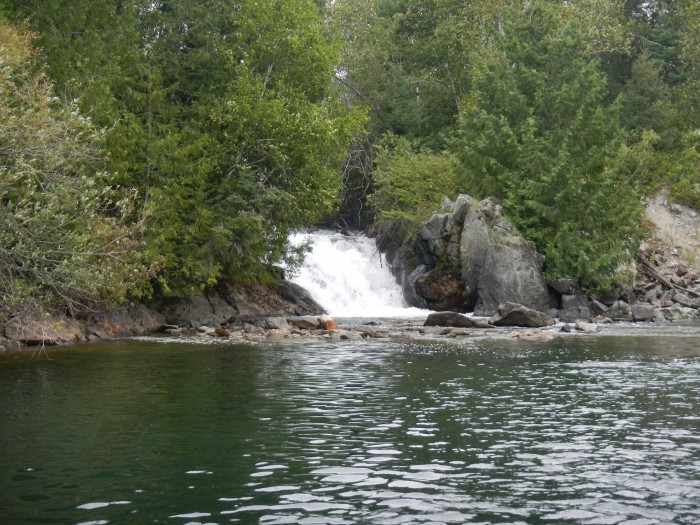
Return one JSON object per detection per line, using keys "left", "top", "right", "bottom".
{"left": 288, "top": 230, "right": 426, "bottom": 318}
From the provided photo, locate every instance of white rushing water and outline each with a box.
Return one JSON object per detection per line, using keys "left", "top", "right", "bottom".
{"left": 288, "top": 230, "right": 427, "bottom": 318}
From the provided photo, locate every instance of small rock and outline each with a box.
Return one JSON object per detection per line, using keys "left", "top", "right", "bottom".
{"left": 164, "top": 328, "right": 181, "bottom": 335}
{"left": 424, "top": 311, "right": 492, "bottom": 328}
{"left": 608, "top": 300, "right": 633, "bottom": 321}
{"left": 659, "top": 306, "right": 699, "bottom": 321}
{"left": 671, "top": 290, "right": 700, "bottom": 308}
{"left": 490, "top": 303, "right": 556, "bottom": 328}
{"left": 643, "top": 287, "right": 660, "bottom": 302}
{"left": 558, "top": 307, "right": 590, "bottom": 323}
{"left": 449, "top": 329, "right": 471, "bottom": 337}
{"left": 632, "top": 304, "right": 656, "bottom": 322}
{"left": 263, "top": 317, "right": 289, "bottom": 330}
{"left": 318, "top": 314, "right": 337, "bottom": 331}
{"left": 329, "top": 330, "right": 358, "bottom": 341}
{"left": 289, "top": 319, "right": 319, "bottom": 330}
{"left": 515, "top": 329, "right": 556, "bottom": 342}
{"left": 588, "top": 300, "right": 609, "bottom": 316}
{"left": 266, "top": 328, "right": 290, "bottom": 338}
{"left": 560, "top": 324, "right": 573, "bottom": 333}
{"left": 197, "top": 325, "right": 216, "bottom": 334}
{"left": 575, "top": 321, "right": 600, "bottom": 334}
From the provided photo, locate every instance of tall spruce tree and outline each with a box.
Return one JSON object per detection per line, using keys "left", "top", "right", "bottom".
{"left": 455, "top": 1, "right": 643, "bottom": 289}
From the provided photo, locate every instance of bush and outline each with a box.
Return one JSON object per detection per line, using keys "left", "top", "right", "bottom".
{"left": 0, "top": 21, "right": 151, "bottom": 321}
{"left": 370, "top": 135, "right": 459, "bottom": 239}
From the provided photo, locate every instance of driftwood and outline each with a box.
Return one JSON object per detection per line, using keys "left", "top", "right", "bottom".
{"left": 638, "top": 255, "right": 700, "bottom": 298}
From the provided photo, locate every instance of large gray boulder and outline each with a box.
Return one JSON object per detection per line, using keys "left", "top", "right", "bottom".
{"left": 406, "top": 195, "right": 550, "bottom": 316}
{"left": 473, "top": 217, "right": 549, "bottom": 316}
{"left": 459, "top": 204, "right": 489, "bottom": 309}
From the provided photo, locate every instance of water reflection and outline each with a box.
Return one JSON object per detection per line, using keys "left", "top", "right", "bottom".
{"left": 0, "top": 337, "right": 698, "bottom": 524}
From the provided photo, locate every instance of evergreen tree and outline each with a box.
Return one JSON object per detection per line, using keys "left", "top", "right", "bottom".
{"left": 455, "top": 1, "right": 644, "bottom": 288}
{"left": 619, "top": 51, "right": 680, "bottom": 148}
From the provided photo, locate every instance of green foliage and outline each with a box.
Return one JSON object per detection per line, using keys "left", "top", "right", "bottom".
{"left": 370, "top": 136, "right": 459, "bottom": 235}
{"left": 674, "top": 0, "right": 700, "bottom": 130}
{"left": 618, "top": 52, "right": 681, "bottom": 149}
{"left": 454, "top": 1, "right": 644, "bottom": 289}
{"left": 7, "top": 0, "right": 364, "bottom": 297}
{"left": 0, "top": 21, "right": 151, "bottom": 321}
{"left": 669, "top": 133, "right": 700, "bottom": 210}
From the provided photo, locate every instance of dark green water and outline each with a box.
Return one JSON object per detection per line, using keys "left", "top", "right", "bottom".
{"left": 0, "top": 332, "right": 699, "bottom": 524}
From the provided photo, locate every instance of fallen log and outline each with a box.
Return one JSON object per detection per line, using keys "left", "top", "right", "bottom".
{"left": 638, "top": 255, "right": 700, "bottom": 298}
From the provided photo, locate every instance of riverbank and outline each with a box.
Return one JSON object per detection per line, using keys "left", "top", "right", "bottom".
{"left": 0, "top": 277, "right": 323, "bottom": 354}
{"left": 4, "top": 189, "right": 700, "bottom": 355}
{"left": 6, "top": 306, "right": 700, "bottom": 358}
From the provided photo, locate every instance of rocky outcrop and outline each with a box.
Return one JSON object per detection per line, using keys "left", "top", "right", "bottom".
{"left": 401, "top": 195, "right": 550, "bottom": 316}
{"left": 4, "top": 317, "right": 85, "bottom": 346}
{"left": 81, "top": 306, "right": 167, "bottom": 339}
{"left": 152, "top": 295, "right": 236, "bottom": 328}
{"left": 151, "top": 278, "right": 324, "bottom": 329}
{"left": 2, "top": 305, "right": 166, "bottom": 346}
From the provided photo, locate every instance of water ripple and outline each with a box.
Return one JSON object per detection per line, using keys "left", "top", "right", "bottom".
{"left": 227, "top": 341, "right": 700, "bottom": 524}
{"left": 1, "top": 338, "right": 699, "bottom": 524}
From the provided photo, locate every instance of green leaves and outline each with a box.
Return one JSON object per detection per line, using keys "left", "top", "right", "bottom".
{"left": 6, "top": 0, "right": 363, "bottom": 297}
{"left": 453, "top": 0, "right": 643, "bottom": 289}
{"left": 0, "top": 21, "right": 151, "bottom": 320}
{"left": 370, "top": 135, "right": 459, "bottom": 238}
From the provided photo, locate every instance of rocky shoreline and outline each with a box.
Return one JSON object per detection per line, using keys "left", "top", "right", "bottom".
{"left": 0, "top": 277, "right": 324, "bottom": 353}
{"left": 3, "top": 293, "right": 699, "bottom": 355}
{"left": 3, "top": 264, "right": 700, "bottom": 354}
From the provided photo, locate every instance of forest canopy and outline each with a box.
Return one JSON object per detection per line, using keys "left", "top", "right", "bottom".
{"left": 1, "top": 0, "right": 699, "bottom": 320}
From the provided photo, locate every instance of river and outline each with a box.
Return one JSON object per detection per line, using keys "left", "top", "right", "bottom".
{"left": 0, "top": 231, "right": 699, "bottom": 524}
{"left": 0, "top": 335, "right": 699, "bottom": 524}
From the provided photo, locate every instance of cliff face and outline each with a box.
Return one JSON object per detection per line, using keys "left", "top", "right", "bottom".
{"left": 643, "top": 188, "right": 700, "bottom": 268}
